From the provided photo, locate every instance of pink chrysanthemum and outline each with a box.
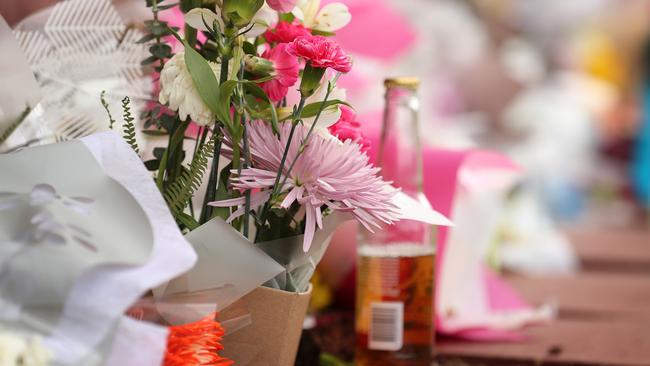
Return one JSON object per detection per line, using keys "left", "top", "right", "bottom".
{"left": 287, "top": 35, "right": 352, "bottom": 73}
{"left": 211, "top": 121, "right": 400, "bottom": 251}
{"left": 260, "top": 44, "right": 300, "bottom": 102}
{"left": 264, "top": 21, "right": 311, "bottom": 44}
{"left": 328, "top": 105, "right": 370, "bottom": 152}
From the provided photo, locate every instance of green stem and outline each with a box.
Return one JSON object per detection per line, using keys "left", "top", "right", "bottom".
{"left": 236, "top": 58, "right": 252, "bottom": 238}
{"left": 200, "top": 55, "right": 230, "bottom": 223}
{"left": 167, "top": 120, "right": 189, "bottom": 184}
{"left": 272, "top": 97, "right": 305, "bottom": 195}
{"left": 242, "top": 121, "right": 251, "bottom": 238}
{"left": 279, "top": 83, "right": 334, "bottom": 190}
{"left": 199, "top": 129, "right": 223, "bottom": 223}
{"left": 254, "top": 98, "right": 306, "bottom": 241}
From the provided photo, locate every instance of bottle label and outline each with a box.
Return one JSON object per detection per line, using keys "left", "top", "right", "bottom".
{"left": 369, "top": 301, "right": 404, "bottom": 351}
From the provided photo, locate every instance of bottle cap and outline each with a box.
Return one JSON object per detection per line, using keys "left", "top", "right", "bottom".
{"left": 384, "top": 76, "right": 420, "bottom": 90}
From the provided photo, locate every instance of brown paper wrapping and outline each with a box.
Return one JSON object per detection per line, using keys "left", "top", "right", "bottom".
{"left": 221, "top": 285, "right": 312, "bottom": 366}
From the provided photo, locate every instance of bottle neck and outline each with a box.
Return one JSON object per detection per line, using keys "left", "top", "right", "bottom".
{"left": 378, "top": 86, "right": 424, "bottom": 194}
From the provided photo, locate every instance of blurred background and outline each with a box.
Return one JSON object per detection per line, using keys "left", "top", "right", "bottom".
{"left": 2, "top": 0, "right": 649, "bottom": 363}
{"left": 4, "top": 0, "right": 648, "bottom": 234}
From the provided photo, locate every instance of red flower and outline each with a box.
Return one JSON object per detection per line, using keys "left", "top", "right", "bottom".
{"left": 287, "top": 35, "right": 352, "bottom": 73}
{"left": 328, "top": 105, "right": 370, "bottom": 152}
{"left": 163, "top": 313, "right": 233, "bottom": 366}
{"left": 264, "top": 21, "right": 312, "bottom": 44}
{"left": 260, "top": 43, "right": 300, "bottom": 102}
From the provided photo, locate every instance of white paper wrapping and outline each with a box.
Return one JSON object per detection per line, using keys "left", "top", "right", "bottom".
{"left": 0, "top": 132, "right": 197, "bottom": 365}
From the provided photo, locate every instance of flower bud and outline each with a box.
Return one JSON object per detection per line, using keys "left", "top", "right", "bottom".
{"left": 244, "top": 55, "right": 275, "bottom": 77}
{"left": 299, "top": 63, "right": 326, "bottom": 98}
{"left": 221, "top": 0, "right": 264, "bottom": 28}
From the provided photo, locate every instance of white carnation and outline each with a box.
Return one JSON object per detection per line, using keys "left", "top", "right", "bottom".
{"left": 159, "top": 51, "right": 220, "bottom": 126}
{"left": 0, "top": 332, "right": 51, "bottom": 366}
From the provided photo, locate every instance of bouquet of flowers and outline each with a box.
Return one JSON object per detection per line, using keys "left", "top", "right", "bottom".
{"left": 107, "top": 0, "right": 401, "bottom": 284}
{"left": 95, "top": 0, "right": 450, "bottom": 363}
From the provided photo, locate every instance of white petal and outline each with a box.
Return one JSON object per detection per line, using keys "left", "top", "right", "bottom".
{"left": 248, "top": 4, "right": 279, "bottom": 37}
{"left": 291, "top": 7, "right": 305, "bottom": 22}
{"left": 295, "top": 0, "right": 320, "bottom": 27}
{"left": 185, "top": 8, "right": 223, "bottom": 32}
{"left": 303, "top": 84, "right": 346, "bottom": 128}
{"left": 313, "top": 3, "right": 351, "bottom": 32}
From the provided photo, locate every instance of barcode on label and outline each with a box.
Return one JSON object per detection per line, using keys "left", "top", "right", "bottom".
{"left": 369, "top": 301, "right": 403, "bottom": 351}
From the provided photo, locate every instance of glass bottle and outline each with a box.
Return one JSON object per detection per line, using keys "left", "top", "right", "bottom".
{"left": 355, "top": 77, "right": 435, "bottom": 366}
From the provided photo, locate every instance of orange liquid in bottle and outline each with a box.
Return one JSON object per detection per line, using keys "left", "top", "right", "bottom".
{"left": 355, "top": 243, "right": 435, "bottom": 366}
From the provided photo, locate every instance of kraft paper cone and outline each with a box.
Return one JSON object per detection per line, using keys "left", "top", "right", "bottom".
{"left": 220, "top": 285, "right": 312, "bottom": 366}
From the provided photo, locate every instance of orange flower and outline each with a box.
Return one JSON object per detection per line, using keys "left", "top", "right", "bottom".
{"left": 164, "top": 313, "right": 233, "bottom": 366}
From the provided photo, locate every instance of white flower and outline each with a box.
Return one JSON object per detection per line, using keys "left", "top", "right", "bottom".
{"left": 293, "top": 0, "right": 351, "bottom": 32}
{"left": 184, "top": 8, "right": 222, "bottom": 33}
{"left": 159, "top": 52, "right": 220, "bottom": 126}
{"left": 185, "top": 4, "right": 278, "bottom": 38}
{"left": 0, "top": 332, "right": 51, "bottom": 366}
{"left": 249, "top": 3, "right": 279, "bottom": 37}
{"left": 303, "top": 81, "right": 347, "bottom": 137}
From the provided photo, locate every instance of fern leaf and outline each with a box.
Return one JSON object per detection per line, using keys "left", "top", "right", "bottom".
{"left": 101, "top": 91, "right": 116, "bottom": 130}
{"left": 0, "top": 107, "right": 30, "bottom": 145}
{"left": 121, "top": 97, "right": 139, "bottom": 154}
{"left": 164, "top": 137, "right": 215, "bottom": 218}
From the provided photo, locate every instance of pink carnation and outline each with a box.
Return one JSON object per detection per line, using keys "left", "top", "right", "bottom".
{"left": 264, "top": 21, "right": 312, "bottom": 44}
{"left": 266, "top": 0, "right": 298, "bottom": 13}
{"left": 211, "top": 121, "right": 400, "bottom": 251}
{"left": 328, "top": 106, "right": 370, "bottom": 152}
{"left": 260, "top": 44, "right": 300, "bottom": 102}
{"left": 287, "top": 35, "right": 352, "bottom": 73}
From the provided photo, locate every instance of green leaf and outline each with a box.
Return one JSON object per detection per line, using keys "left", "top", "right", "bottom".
{"left": 164, "top": 137, "right": 214, "bottom": 219}
{"left": 144, "top": 159, "right": 160, "bottom": 171}
{"left": 213, "top": 162, "right": 234, "bottom": 221}
{"left": 141, "top": 55, "right": 159, "bottom": 66}
{"left": 141, "top": 129, "right": 169, "bottom": 136}
{"left": 279, "top": 13, "right": 296, "bottom": 23}
{"left": 217, "top": 80, "right": 239, "bottom": 132}
{"left": 311, "top": 29, "right": 336, "bottom": 37}
{"left": 222, "top": 0, "right": 264, "bottom": 27}
{"left": 243, "top": 82, "right": 279, "bottom": 134}
{"left": 121, "top": 97, "right": 139, "bottom": 154}
{"left": 136, "top": 33, "right": 157, "bottom": 44}
{"left": 300, "top": 99, "right": 350, "bottom": 119}
{"left": 242, "top": 41, "right": 257, "bottom": 55}
{"left": 149, "top": 43, "right": 172, "bottom": 59}
{"left": 183, "top": 41, "right": 220, "bottom": 121}
{"left": 144, "top": 20, "right": 172, "bottom": 37}
{"left": 153, "top": 147, "right": 166, "bottom": 160}
{"left": 100, "top": 91, "right": 116, "bottom": 130}
{"left": 176, "top": 211, "right": 199, "bottom": 230}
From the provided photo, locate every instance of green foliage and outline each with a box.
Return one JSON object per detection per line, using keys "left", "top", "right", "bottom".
{"left": 212, "top": 161, "right": 234, "bottom": 221}
{"left": 164, "top": 136, "right": 214, "bottom": 222}
{"left": 139, "top": 0, "right": 177, "bottom": 73}
{"left": 100, "top": 91, "right": 116, "bottom": 130}
{"left": 183, "top": 40, "right": 221, "bottom": 121}
{"left": 301, "top": 99, "right": 351, "bottom": 119}
{"left": 320, "top": 353, "right": 352, "bottom": 366}
{"left": 0, "top": 107, "right": 30, "bottom": 145}
{"left": 243, "top": 82, "right": 279, "bottom": 134}
{"left": 222, "top": 0, "right": 264, "bottom": 27}
{"left": 121, "top": 97, "right": 140, "bottom": 154}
